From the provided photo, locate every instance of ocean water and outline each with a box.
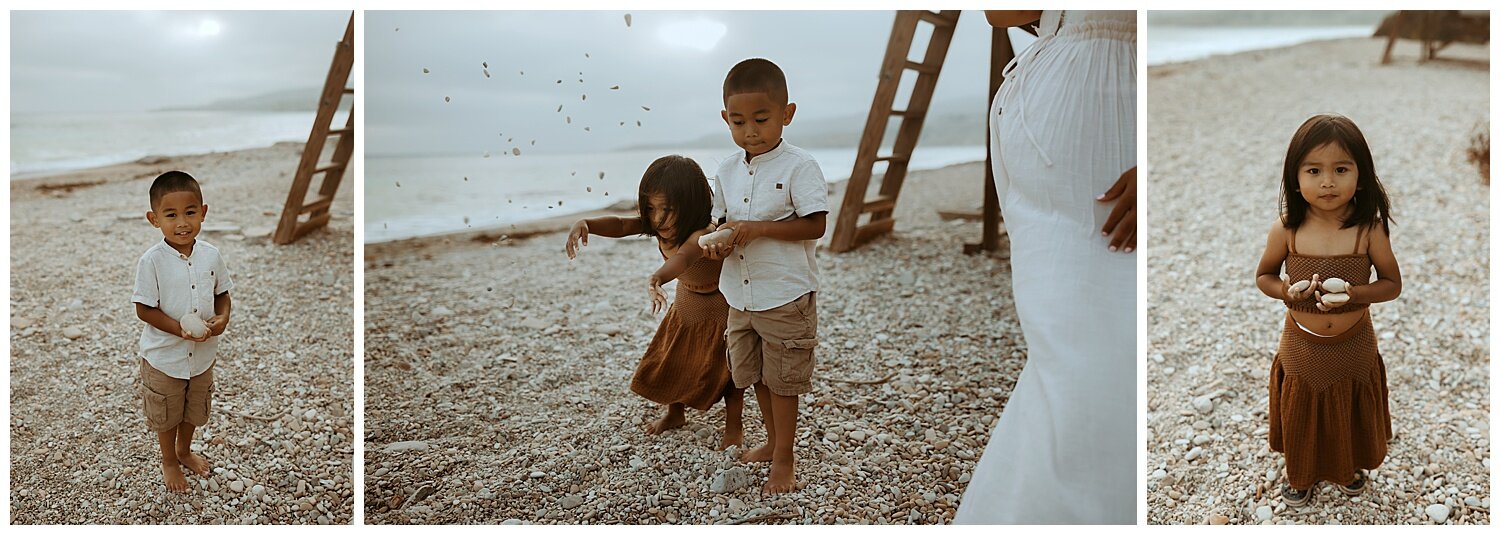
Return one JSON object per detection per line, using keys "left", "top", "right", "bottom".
{"left": 365, "top": 145, "right": 986, "bottom": 243}
{"left": 9, "top": 110, "right": 347, "bottom": 177}
{"left": 1148, "top": 26, "right": 1376, "bottom": 66}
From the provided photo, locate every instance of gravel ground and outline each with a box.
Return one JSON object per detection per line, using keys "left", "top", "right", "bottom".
{"left": 1146, "top": 38, "right": 1490, "bottom": 525}
{"left": 9, "top": 143, "right": 356, "bottom": 524}
{"left": 363, "top": 161, "right": 1031, "bottom": 524}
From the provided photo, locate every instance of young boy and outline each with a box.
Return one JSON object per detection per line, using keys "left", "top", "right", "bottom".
{"left": 704, "top": 58, "right": 827, "bottom": 494}
{"left": 132, "top": 171, "right": 233, "bottom": 493}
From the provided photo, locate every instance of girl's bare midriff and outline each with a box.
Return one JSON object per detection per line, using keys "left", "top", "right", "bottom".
{"left": 1290, "top": 307, "right": 1364, "bottom": 337}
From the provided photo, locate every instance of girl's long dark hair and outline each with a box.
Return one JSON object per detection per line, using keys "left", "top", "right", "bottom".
{"left": 637, "top": 155, "right": 712, "bottom": 249}
{"left": 1279, "top": 113, "right": 1393, "bottom": 233}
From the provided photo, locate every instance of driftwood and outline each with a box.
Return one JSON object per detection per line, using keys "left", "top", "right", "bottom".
{"left": 819, "top": 372, "right": 897, "bottom": 385}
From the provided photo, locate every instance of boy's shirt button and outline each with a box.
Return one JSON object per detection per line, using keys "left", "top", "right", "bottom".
{"left": 743, "top": 198, "right": 749, "bottom": 203}
{"left": 743, "top": 280, "right": 749, "bottom": 285}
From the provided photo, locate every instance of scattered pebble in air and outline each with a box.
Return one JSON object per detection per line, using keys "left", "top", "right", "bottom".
{"left": 625, "top": 14, "right": 632, "bottom": 27}
{"left": 582, "top": 94, "right": 587, "bottom": 101}
{"left": 566, "top": 116, "right": 572, "bottom": 124}
{"left": 585, "top": 53, "right": 591, "bottom": 59}
{"left": 578, "top": 79, "right": 584, "bottom": 83}
{"left": 637, "top": 120, "right": 642, "bottom": 127}
{"left": 571, "top": 171, "right": 577, "bottom": 176}
{"left": 557, "top": 79, "right": 563, "bottom": 84}
{"left": 483, "top": 151, "right": 490, "bottom": 158}
{"left": 519, "top": 70, "right": 524, "bottom": 75}
{"left": 599, "top": 172, "right": 605, "bottom": 179}
{"left": 530, "top": 140, "right": 536, "bottom": 145}
{"left": 558, "top": 201, "right": 564, "bottom": 206}
{"left": 620, "top": 122, "right": 625, "bottom": 126}
{"left": 508, "top": 199, "right": 513, "bottom": 203}
{"left": 483, "top": 61, "right": 488, "bottom": 68}
{"left": 557, "top": 105, "right": 563, "bottom": 112}
{"left": 642, "top": 106, "right": 651, "bottom": 111}
{"left": 610, "top": 85, "right": 620, "bottom": 90}
{"left": 605, "top": 192, "right": 610, "bottom": 196}
{"left": 512, "top": 148, "right": 521, "bottom": 156}
{"left": 384, "top": 222, "right": 388, "bottom": 228}
{"left": 464, "top": 216, "right": 471, "bottom": 224}
{"left": 395, "top": 181, "right": 402, "bottom": 187}
{"left": 444, "top": 96, "right": 451, "bottom": 102}
{"left": 508, "top": 137, "right": 513, "bottom": 142}
{"left": 463, "top": 176, "right": 468, "bottom": 181}
{"left": 395, "top": 27, "right": 400, "bottom": 32}
{"left": 483, "top": 69, "right": 491, "bottom": 78}
{"left": 587, "top": 187, "right": 593, "bottom": 192}
{"left": 422, "top": 68, "right": 429, "bottom": 74}
{"left": 583, "top": 127, "right": 590, "bottom": 132}
{"left": 487, "top": 287, "right": 493, "bottom": 292}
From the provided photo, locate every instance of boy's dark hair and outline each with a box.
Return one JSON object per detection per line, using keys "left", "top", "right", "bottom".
{"left": 637, "top": 155, "right": 712, "bottom": 249}
{"left": 148, "top": 170, "right": 203, "bottom": 208}
{"left": 722, "top": 58, "right": 788, "bottom": 105}
{"left": 1280, "top": 114, "right": 1393, "bottom": 233}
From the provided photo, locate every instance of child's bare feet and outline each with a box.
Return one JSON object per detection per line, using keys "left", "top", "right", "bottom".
{"left": 647, "top": 404, "right": 686, "bottom": 435}
{"left": 739, "top": 443, "right": 774, "bottom": 462}
{"left": 177, "top": 449, "right": 211, "bottom": 476}
{"left": 717, "top": 426, "right": 744, "bottom": 451}
{"left": 162, "top": 462, "right": 190, "bottom": 493}
{"left": 764, "top": 456, "right": 797, "bottom": 494}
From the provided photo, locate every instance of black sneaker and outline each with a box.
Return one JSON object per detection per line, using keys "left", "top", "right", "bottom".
{"left": 1338, "top": 471, "right": 1367, "bottom": 496}
{"left": 1282, "top": 484, "right": 1313, "bottom": 506}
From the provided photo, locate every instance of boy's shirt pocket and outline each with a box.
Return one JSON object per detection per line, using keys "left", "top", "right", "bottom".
{"left": 747, "top": 175, "right": 797, "bottom": 222}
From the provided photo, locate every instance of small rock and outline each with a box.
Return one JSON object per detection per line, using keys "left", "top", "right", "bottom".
{"left": 560, "top": 495, "right": 584, "bottom": 509}
{"left": 229, "top": 480, "right": 245, "bottom": 493}
{"left": 1185, "top": 447, "right": 1203, "bottom": 461}
{"left": 62, "top": 326, "right": 84, "bottom": 340}
{"left": 709, "top": 467, "right": 751, "bottom": 493}
{"left": 384, "top": 441, "right": 429, "bottom": 452}
{"left": 1255, "top": 505, "right": 1273, "bottom": 522}
{"left": 849, "top": 430, "right": 867, "bottom": 442}
{"left": 1192, "top": 395, "right": 1214, "bottom": 414}
{"left": 1208, "top": 513, "right": 1229, "bottom": 525}
{"left": 1425, "top": 503, "right": 1450, "bottom": 523}
{"left": 529, "top": 471, "right": 546, "bottom": 479}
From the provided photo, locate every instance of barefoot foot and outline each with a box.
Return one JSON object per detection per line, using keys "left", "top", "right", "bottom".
{"left": 177, "top": 450, "right": 211, "bottom": 476}
{"left": 717, "top": 426, "right": 744, "bottom": 451}
{"left": 646, "top": 410, "right": 686, "bottom": 435}
{"left": 162, "top": 463, "right": 190, "bottom": 494}
{"left": 739, "top": 443, "right": 773, "bottom": 463}
{"left": 763, "top": 456, "right": 797, "bottom": 494}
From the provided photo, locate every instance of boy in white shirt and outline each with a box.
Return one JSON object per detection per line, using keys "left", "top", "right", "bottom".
{"left": 704, "top": 58, "right": 828, "bottom": 494}
{"left": 132, "top": 171, "right": 233, "bottom": 493}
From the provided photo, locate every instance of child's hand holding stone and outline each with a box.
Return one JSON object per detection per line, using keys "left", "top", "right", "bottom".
{"left": 1281, "top": 273, "right": 1316, "bottom": 303}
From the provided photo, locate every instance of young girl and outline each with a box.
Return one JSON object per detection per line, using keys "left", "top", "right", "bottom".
{"left": 1254, "top": 114, "right": 1402, "bottom": 506}
{"left": 564, "top": 155, "right": 744, "bottom": 449}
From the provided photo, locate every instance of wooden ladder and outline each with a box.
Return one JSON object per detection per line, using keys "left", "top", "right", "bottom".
{"left": 829, "top": 10, "right": 962, "bottom": 253}
{"left": 273, "top": 13, "right": 355, "bottom": 245}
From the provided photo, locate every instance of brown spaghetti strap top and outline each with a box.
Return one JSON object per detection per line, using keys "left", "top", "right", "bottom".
{"left": 1285, "top": 225, "right": 1371, "bottom": 314}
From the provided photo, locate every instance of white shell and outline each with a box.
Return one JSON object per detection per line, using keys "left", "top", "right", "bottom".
{"left": 1288, "top": 280, "right": 1311, "bottom": 293}
{"left": 180, "top": 314, "right": 208, "bottom": 338}
{"left": 697, "top": 228, "right": 733, "bottom": 248}
{"left": 1321, "top": 277, "right": 1350, "bottom": 293}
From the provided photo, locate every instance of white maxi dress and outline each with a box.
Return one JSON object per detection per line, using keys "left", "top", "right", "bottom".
{"left": 954, "top": 11, "right": 1137, "bottom": 525}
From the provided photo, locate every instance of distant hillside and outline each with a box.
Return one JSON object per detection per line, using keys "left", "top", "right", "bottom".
{"left": 618, "top": 95, "right": 989, "bottom": 151}
{"left": 1148, "top": 10, "right": 1390, "bottom": 27}
{"left": 160, "top": 87, "right": 354, "bottom": 113}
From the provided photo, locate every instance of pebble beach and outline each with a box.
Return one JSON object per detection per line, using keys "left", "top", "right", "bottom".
{"left": 9, "top": 142, "right": 356, "bottom": 524}
{"left": 1146, "top": 37, "right": 1490, "bottom": 525}
{"left": 362, "top": 161, "right": 1039, "bottom": 524}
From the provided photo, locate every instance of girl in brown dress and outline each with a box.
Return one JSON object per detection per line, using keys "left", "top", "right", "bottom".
{"left": 565, "top": 155, "right": 744, "bottom": 449}
{"left": 1255, "top": 114, "right": 1402, "bottom": 506}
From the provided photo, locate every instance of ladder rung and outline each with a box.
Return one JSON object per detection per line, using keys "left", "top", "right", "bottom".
{"left": 854, "top": 217, "right": 897, "bottom": 245}
{"left": 314, "top": 163, "right": 346, "bottom": 175}
{"left": 299, "top": 195, "right": 335, "bottom": 215}
{"left": 342, "top": 88, "right": 354, "bottom": 94}
{"left": 904, "top": 60, "right": 939, "bottom": 74}
{"left": 861, "top": 195, "right": 897, "bottom": 214}
{"left": 918, "top": 11, "right": 957, "bottom": 28}
{"left": 874, "top": 154, "right": 910, "bottom": 163}
{"left": 327, "top": 127, "right": 352, "bottom": 137}
{"left": 889, "top": 109, "right": 925, "bottom": 119}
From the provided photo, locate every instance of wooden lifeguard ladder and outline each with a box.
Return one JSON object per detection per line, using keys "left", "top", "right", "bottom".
{"left": 273, "top": 13, "right": 355, "bottom": 245}
{"left": 829, "top": 10, "right": 1018, "bottom": 254}
{"left": 1378, "top": 10, "right": 1490, "bottom": 65}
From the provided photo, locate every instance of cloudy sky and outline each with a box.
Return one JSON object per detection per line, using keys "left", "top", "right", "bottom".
{"left": 11, "top": 11, "right": 351, "bottom": 114}
{"left": 366, "top": 11, "right": 1020, "bottom": 156}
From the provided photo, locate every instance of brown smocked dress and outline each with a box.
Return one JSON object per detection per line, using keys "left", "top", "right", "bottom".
{"left": 630, "top": 255, "right": 733, "bottom": 411}
{"left": 1269, "top": 225, "right": 1392, "bottom": 489}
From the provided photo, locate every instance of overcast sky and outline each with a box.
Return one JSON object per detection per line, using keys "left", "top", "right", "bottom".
{"left": 11, "top": 11, "right": 351, "bottom": 114}
{"left": 367, "top": 11, "right": 1014, "bottom": 156}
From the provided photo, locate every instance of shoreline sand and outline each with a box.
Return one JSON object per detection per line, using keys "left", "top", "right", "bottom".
{"left": 10, "top": 142, "right": 355, "bottom": 524}
{"left": 362, "top": 160, "right": 1039, "bottom": 524}
{"left": 1146, "top": 37, "right": 1489, "bottom": 525}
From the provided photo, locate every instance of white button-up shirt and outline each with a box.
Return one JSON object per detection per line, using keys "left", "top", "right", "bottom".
{"left": 132, "top": 239, "right": 234, "bottom": 379}
{"left": 711, "top": 140, "right": 829, "bottom": 312}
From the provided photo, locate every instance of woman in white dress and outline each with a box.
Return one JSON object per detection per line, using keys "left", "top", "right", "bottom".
{"left": 954, "top": 10, "right": 1137, "bottom": 524}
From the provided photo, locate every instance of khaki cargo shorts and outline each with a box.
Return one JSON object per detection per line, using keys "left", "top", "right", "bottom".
{"left": 140, "top": 359, "right": 213, "bottom": 433}
{"left": 726, "top": 292, "right": 818, "bottom": 396}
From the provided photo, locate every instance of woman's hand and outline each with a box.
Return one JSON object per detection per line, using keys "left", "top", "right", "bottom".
{"left": 1098, "top": 166, "right": 1137, "bottom": 253}
{"left": 565, "top": 220, "right": 590, "bottom": 259}
{"left": 648, "top": 276, "right": 669, "bottom": 314}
